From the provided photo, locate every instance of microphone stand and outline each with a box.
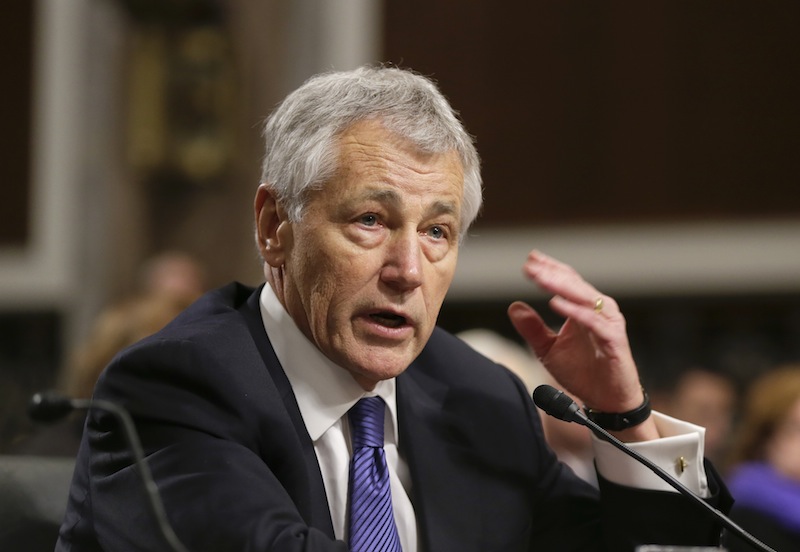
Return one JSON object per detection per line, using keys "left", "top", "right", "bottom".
{"left": 29, "top": 392, "right": 190, "bottom": 552}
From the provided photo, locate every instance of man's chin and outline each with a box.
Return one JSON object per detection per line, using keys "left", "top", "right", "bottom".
{"left": 347, "top": 356, "right": 411, "bottom": 390}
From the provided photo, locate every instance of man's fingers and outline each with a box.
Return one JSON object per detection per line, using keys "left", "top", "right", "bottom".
{"left": 507, "top": 301, "right": 554, "bottom": 358}
{"left": 522, "top": 251, "right": 604, "bottom": 311}
{"left": 548, "top": 295, "right": 621, "bottom": 342}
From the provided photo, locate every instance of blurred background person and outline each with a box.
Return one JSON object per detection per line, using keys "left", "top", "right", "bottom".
{"left": 722, "top": 364, "right": 800, "bottom": 552}
{"left": 651, "top": 366, "right": 738, "bottom": 466}
{"left": 59, "top": 292, "right": 197, "bottom": 404}
{"left": 458, "top": 328, "right": 597, "bottom": 487}
{"left": 137, "top": 250, "right": 208, "bottom": 303}
{"left": 456, "top": 328, "right": 546, "bottom": 392}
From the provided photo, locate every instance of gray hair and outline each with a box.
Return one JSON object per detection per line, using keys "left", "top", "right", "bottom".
{"left": 260, "top": 65, "right": 483, "bottom": 238}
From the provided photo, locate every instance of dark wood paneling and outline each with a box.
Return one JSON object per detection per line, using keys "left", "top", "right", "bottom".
{"left": 384, "top": 1, "right": 800, "bottom": 228}
{"left": 0, "top": 4, "right": 35, "bottom": 245}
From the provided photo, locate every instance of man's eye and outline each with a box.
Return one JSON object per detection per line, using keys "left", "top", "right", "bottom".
{"left": 359, "top": 214, "right": 378, "bottom": 226}
{"left": 427, "top": 225, "right": 446, "bottom": 240}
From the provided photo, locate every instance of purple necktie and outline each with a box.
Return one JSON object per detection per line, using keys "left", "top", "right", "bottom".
{"left": 347, "top": 396, "right": 403, "bottom": 552}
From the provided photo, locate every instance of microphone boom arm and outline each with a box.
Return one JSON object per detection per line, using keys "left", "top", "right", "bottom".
{"left": 532, "top": 384, "right": 776, "bottom": 552}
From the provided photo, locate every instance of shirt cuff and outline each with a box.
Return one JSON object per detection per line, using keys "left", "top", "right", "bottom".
{"left": 592, "top": 411, "right": 710, "bottom": 498}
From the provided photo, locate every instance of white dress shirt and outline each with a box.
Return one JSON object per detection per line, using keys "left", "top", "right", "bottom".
{"left": 258, "top": 285, "right": 709, "bottom": 551}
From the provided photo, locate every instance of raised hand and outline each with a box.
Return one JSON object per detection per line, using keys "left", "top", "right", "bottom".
{"left": 508, "top": 250, "right": 658, "bottom": 440}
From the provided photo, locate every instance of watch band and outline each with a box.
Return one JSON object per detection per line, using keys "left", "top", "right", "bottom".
{"left": 584, "top": 390, "right": 651, "bottom": 431}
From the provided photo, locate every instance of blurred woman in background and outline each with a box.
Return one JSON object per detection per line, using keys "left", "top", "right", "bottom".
{"left": 724, "top": 364, "right": 800, "bottom": 551}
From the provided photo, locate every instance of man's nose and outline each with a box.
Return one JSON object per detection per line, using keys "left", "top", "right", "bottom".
{"left": 380, "top": 230, "right": 423, "bottom": 290}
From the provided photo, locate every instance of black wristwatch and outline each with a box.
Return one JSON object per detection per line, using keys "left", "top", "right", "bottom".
{"left": 584, "top": 390, "right": 652, "bottom": 431}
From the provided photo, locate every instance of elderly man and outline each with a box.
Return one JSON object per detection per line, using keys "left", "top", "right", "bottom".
{"left": 57, "top": 66, "right": 731, "bottom": 551}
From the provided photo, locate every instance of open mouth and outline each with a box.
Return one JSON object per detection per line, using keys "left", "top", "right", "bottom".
{"left": 369, "top": 312, "right": 407, "bottom": 328}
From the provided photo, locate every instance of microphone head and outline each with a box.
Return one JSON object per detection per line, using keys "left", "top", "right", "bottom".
{"left": 28, "top": 390, "right": 76, "bottom": 423}
{"left": 532, "top": 384, "right": 586, "bottom": 425}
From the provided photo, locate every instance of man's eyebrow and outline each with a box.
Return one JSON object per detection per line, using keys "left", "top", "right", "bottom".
{"left": 352, "top": 189, "right": 459, "bottom": 220}
{"left": 427, "top": 199, "right": 459, "bottom": 219}
{"left": 360, "top": 188, "right": 401, "bottom": 206}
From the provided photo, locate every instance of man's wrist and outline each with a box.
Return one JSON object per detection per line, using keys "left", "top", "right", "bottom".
{"left": 584, "top": 389, "right": 651, "bottom": 431}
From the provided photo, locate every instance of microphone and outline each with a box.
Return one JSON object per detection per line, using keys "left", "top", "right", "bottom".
{"left": 532, "top": 384, "right": 776, "bottom": 552}
{"left": 29, "top": 391, "right": 190, "bottom": 552}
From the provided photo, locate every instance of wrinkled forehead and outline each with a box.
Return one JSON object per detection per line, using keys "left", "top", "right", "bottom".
{"left": 333, "top": 118, "right": 464, "bottom": 177}
{"left": 336, "top": 119, "right": 463, "bottom": 185}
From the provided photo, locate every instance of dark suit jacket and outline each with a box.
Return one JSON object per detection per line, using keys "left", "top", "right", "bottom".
{"left": 724, "top": 506, "right": 800, "bottom": 552}
{"left": 57, "top": 283, "right": 731, "bottom": 551}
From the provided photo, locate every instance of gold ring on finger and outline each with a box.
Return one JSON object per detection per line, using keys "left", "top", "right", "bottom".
{"left": 593, "top": 296, "right": 604, "bottom": 314}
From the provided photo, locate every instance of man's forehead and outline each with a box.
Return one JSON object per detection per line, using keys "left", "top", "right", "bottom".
{"left": 337, "top": 119, "right": 460, "bottom": 163}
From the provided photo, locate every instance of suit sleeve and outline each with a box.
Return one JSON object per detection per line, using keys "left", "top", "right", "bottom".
{"left": 77, "top": 337, "right": 348, "bottom": 552}
{"left": 596, "top": 459, "right": 733, "bottom": 549}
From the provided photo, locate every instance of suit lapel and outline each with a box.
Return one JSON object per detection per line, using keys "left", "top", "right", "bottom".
{"left": 397, "top": 366, "right": 484, "bottom": 552}
{"left": 239, "top": 286, "right": 337, "bottom": 538}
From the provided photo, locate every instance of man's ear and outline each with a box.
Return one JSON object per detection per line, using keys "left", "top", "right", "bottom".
{"left": 254, "top": 183, "right": 291, "bottom": 267}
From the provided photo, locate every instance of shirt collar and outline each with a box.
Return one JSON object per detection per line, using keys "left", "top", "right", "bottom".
{"left": 258, "top": 285, "right": 399, "bottom": 443}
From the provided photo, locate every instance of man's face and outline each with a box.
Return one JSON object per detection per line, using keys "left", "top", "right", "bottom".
{"left": 260, "top": 119, "right": 464, "bottom": 390}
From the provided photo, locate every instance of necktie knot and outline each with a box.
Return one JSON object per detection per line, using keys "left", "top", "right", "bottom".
{"left": 348, "top": 396, "right": 386, "bottom": 449}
